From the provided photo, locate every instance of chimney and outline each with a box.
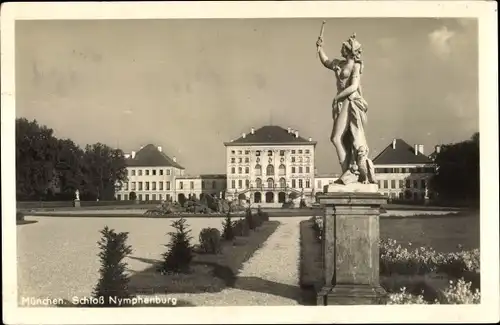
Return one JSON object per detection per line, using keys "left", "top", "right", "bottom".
{"left": 250, "top": 127, "right": 255, "bottom": 134}
{"left": 295, "top": 131, "right": 299, "bottom": 138}
{"left": 173, "top": 156, "right": 177, "bottom": 162}
{"left": 131, "top": 151, "right": 136, "bottom": 159}
{"left": 157, "top": 146, "right": 162, "bottom": 152}
{"left": 242, "top": 132, "right": 246, "bottom": 138}
{"left": 418, "top": 144, "right": 424, "bottom": 155}
{"left": 392, "top": 139, "right": 396, "bottom": 149}
{"left": 414, "top": 144, "right": 418, "bottom": 155}
{"left": 287, "top": 127, "right": 291, "bottom": 133}
{"left": 308, "top": 137, "right": 312, "bottom": 142}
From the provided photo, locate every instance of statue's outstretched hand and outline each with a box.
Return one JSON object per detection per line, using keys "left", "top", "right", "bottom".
{"left": 316, "top": 37, "right": 323, "bottom": 48}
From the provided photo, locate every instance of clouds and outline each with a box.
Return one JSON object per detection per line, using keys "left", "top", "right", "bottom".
{"left": 428, "top": 26, "right": 456, "bottom": 60}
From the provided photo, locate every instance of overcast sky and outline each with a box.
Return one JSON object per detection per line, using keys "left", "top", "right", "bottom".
{"left": 16, "top": 18, "right": 478, "bottom": 175}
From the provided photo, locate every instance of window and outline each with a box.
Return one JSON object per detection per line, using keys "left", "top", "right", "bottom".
{"left": 158, "top": 194, "right": 162, "bottom": 200}
{"left": 292, "top": 150, "right": 296, "bottom": 154}
{"left": 383, "top": 180, "right": 388, "bottom": 189}
{"left": 238, "top": 158, "right": 242, "bottom": 163}
{"left": 256, "top": 151, "right": 261, "bottom": 156}
{"left": 138, "top": 170, "right": 143, "bottom": 176}
{"left": 131, "top": 182, "right": 136, "bottom": 191}
{"left": 292, "top": 179, "right": 296, "bottom": 188}
{"left": 413, "top": 180, "right": 418, "bottom": 189}
{"left": 421, "top": 180, "right": 426, "bottom": 189}
{"left": 278, "top": 164, "right": 286, "bottom": 175}
{"left": 238, "top": 167, "right": 242, "bottom": 174}
{"left": 166, "top": 181, "right": 171, "bottom": 190}
{"left": 159, "top": 182, "right": 163, "bottom": 190}
{"left": 291, "top": 157, "right": 296, "bottom": 163}
{"left": 399, "top": 180, "right": 404, "bottom": 188}
{"left": 231, "top": 167, "right": 235, "bottom": 174}
{"left": 317, "top": 180, "right": 321, "bottom": 188}
{"left": 152, "top": 182, "right": 156, "bottom": 190}
{"left": 138, "top": 194, "right": 143, "bottom": 201}
{"left": 131, "top": 170, "right": 136, "bottom": 176}
{"left": 124, "top": 194, "right": 129, "bottom": 201}
{"left": 145, "top": 194, "right": 150, "bottom": 201}
{"left": 245, "top": 157, "right": 249, "bottom": 163}
{"left": 231, "top": 180, "right": 236, "bottom": 188}
{"left": 245, "top": 150, "right": 250, "bottom": 155}
{"left": 152, "top": 194, "right": 156, "bottom": 200}
{"left": 138, "top": 182, "right": 143, "bottom": 191}
{"left": 145, "top": 182, "right": 150, "bottom": 190}
{"left": 245, "top": 167, "right": 249, "bottom": 174}
{"left": 299, "top": 179, "right": 303, "bottom": 188}
{"left": 255, "top": 164, "right": 262, "bottom": 176}
{"left": 292, "top": 167, "right": 296, "bottom": 173}
{"left": 152, "top": 169, "right": 156, "bottom": 176}
{"left": 231, "top": 158, "right": 236, "bottom": 163}
{"left": 306, "top": 180, "right": 310, "bottom": 188}
{"left": 280, "top": 150, "right": 285, "bottom": 156}
{"left": 117, "top": 194, "right": 122, "bottom": 201}
{"left": 406, "top": 179, "right": 411, "bottom": 188}
{"left": 255, "top": 178, "right": 262, "bottom": 187}
{"left": 266, "top": 150, "right": 272, "bottom": 156}
{"left": 238, "top": 150, "right": 242, "bottom": 155}
{"left": 267, "top": 178, "right": 274, "bottom": 188}
{"left": 202, "top": 181, "right": 205, "bottom": 189}
{"left": 145, "top": 170, "right": 150, "bottom": 176}
{"left": 231, "top": 150, "right": 235, "bottom": 154}
{"left": 305, "top": 149, "right": 310, "bottom": 154}
{"left": 266, "top": 165, "right": 274, "bottom": 176}
{"left": 279, "top": 178, "right": 286, "bottom": 188}
{"left": 159, "top": 170, "right": 163, "bottom": 176}
{"left": 124, "top": 183, "right": 129, "bottom": 191}
{"left": 298, "top": 150, "right": 303, "bottom": 154}
{"left": 299, "top": 167, "right": 303, "bottom": 173}
{"left": 166, "top": 169, "right": 171, "bottom": 175}
{"left": 391, "top": 180, "right": 396, "bottom": 189}
{"left": 298, "top": 157, "right": 303, "bottom": 163}
{"left": 238, "top": 180, "right": 242, "bottom": 188}
{"left": 190, "top": 181, "right": 194, "bottom": 190}
{"left": 179, "top": 182, "right": 184, "bottom": 190}
{"left": 212, "top": 181, "right": 216, "bottom": 189}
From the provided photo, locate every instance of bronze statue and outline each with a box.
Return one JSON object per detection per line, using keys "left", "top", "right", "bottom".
{"left": 316, "top": 26, "right": 376, "bottom": 185}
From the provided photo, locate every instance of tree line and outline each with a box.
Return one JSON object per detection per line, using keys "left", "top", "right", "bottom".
{"left": 430, "top": 132, "right": 479, "bottom": 205}
{"left": 16, "top": 118, "right": 128, "bottom": 201}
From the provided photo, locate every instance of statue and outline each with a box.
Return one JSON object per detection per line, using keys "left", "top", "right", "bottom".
{"left": 75, "top": 189, "right": 80, "bottom": 201}
{"left": 316, "top": 25, "right": 377, "bottom": 185}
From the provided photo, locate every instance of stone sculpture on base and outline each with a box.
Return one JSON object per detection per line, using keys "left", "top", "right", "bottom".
{"left": 315, "top": 24, "right": 387, "bottom": 305}
{"left": 74, "top": 189, "right": 80, "bottom": 207}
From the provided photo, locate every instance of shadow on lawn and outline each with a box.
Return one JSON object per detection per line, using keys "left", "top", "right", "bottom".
{"left": 127, "top": 256, "right": 306, "bottom": 305}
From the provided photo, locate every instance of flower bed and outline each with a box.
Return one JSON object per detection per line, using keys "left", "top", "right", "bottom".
{"left": 301, "top": 217, "right": 481, "bottom": 304}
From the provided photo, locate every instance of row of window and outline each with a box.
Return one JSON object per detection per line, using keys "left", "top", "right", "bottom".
{"left": 378, "top": 179, "right": 427, "bottom": 190}
{"left": 375, "top": 167, "right": 435, "bottom": 174}
{"left": 231, "top": 165, "right": 311, "bottom": 175}
{"left": 230, "top": 156, "right": 311, "bottom": 164}
{"left": 122, "top": 180, "right": 219, "bottom": 191}
{"left": 127, "top": 169, "right": 173, "bottom": 177}
{"left": 230, "top": 149, "right": 311, "bottom": 156}
{"left": 230, "top": 178, "right": 311, "bottom": 189}
{"left": 117, "top": 193, "right": 172, "bottom": 201}
{"left": 381, "top": 191, "right": 429, "bottom": 200}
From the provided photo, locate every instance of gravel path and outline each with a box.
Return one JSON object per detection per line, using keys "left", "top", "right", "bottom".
{"left": 170, "top": 217, "right": 309, "bottom": 306}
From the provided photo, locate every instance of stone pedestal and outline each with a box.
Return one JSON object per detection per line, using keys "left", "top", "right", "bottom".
{"left": 73, "top": 199, "right": 80, "bottom": 208}
{"left": 316, "top": 190, "right": 388, "bottom": 305}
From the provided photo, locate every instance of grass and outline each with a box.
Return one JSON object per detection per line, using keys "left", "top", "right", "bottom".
{"left": 126, "top": 220, "right": 281, "bottom": 294}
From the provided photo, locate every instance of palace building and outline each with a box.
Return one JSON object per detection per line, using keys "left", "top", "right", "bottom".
{"left": 174, "top": 174, "right": 227, "bottom": 202}
{"left": 223, "top": 125, "right": 317, "bottom": 207}
{"left": 372, "top": 139, "right": 437, "bottom": 201}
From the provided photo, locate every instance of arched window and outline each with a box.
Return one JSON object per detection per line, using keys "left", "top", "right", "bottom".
{"left": 278, "top": 164, "right": 286, "bottom": 176}
{"left": 279, "top": 177, "right": 286, "bottom": 188}
{"left": 266, "top": 164, "right": 275, "bottom": 176}
{"left": 238, "top": 167, "right": 242, "bottom": 174}
{"left": 255, "top": 164, "right": 262, "bottom": 176}
{"left": 255, "top": 178, "right": 262, "bottom": 188}
{"left": 267, "top": 178, "right": 275, "bottom": 188}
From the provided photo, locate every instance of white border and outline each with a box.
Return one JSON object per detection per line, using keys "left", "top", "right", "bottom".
{"left": 2, "top": 1, "right": 498, "bottom": 324}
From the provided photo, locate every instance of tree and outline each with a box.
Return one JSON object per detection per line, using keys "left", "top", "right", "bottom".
{"left": 178, "top": 193, "right": 187, "bottom": 207}
{"left": 92, "top": 226, "right": 133, "bottom": 306}
{"left": 81, "top": 143, "right": 128, "bottom": 200}
{"left": 430, "top": 132, "right": 479, "bottom": 204}
{"left": 160, "top": 218, "right": 193, "bottom": 274}
{"left": 289, "top": 192, "right": 298, "bottom": 201}
{"left": 221, "top": 212, "right": 235, "bottom": 241}
{"left": 53, "top": 138, "right": 86, "bottom": 200}
{"left": 16, "top": 118, "right": 59, "bottom": 200}
{"left": 129, "top": 191, "right": 137, "bottom": 201}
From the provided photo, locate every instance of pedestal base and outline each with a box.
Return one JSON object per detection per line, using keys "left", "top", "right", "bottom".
{"left": 326, "top": 183, "right": 378, "bottom": 193}
{"left": 73, "top": 200, "right": 80, "bottom": 208}
{"left": 317, "top": 284, "right": 387, "bottom": 305}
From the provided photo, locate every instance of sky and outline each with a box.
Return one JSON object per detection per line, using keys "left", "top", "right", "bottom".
{"left": 15, "top": 18, "right": 478, "bottom": 175}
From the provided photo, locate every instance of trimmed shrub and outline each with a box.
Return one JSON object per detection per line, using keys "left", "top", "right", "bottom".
{"left": 160, "top": 218, "right": 193, "bottom": 274}
{"left": 221, "top": 212, "right": 235, "bottom": 241}
{"left": 199, "top": 228, "right": 222, "bottom": 254}
{"left": 234, "top": 218, "right": 250, "bottom": 237}
{"left": 92, "top": 226, "right": 133, "bottom": 306}
{"left": 129, "top": 191, "right": 137, "bottom": 201}
{"left": 257, "top": 207, "right": 269, "bottom": 222}
{"left": 245, "top": 208, "right": 256, "bottom": 230}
